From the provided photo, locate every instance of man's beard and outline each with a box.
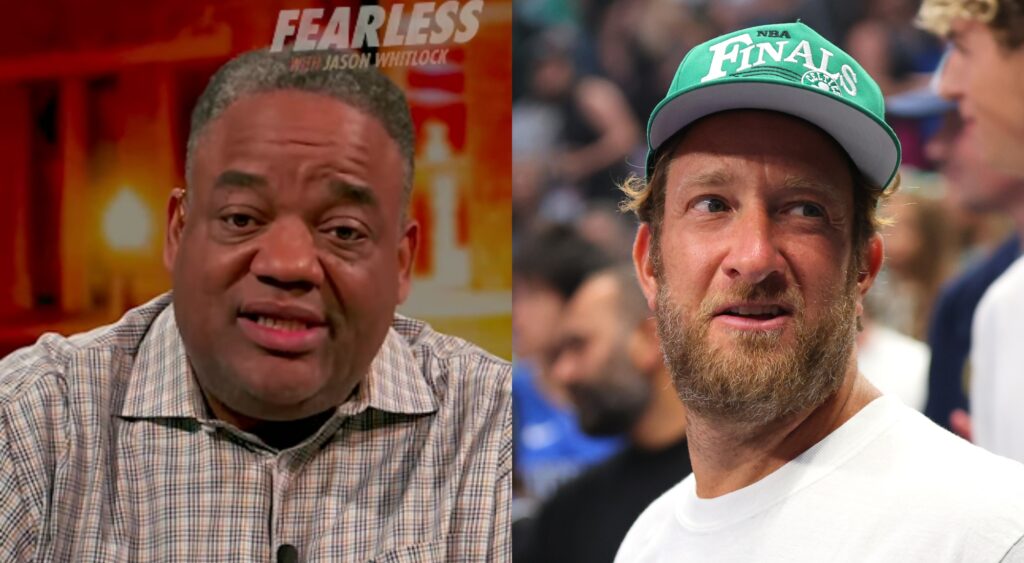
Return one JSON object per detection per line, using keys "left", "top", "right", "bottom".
{"left": 567, "top": 347, "right": 652, "bottom": 436}
{"left": 654, "top": 264, "right": 858, "bottom": 427}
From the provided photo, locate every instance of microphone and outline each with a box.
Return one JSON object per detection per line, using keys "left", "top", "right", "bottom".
{"left": 277, "top": 544, "right": 299, "bottom": 563}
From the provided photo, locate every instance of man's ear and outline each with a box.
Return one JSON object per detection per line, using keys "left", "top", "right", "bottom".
{"left": 397, "top": 220, "right": 420, "bottom": 304}
{"left": 633, "top": 223, "right": 659, "bottom": 312}
{"left": 855, "top": 234, "right": 884, "bottom": 318}
{"left": 163, "top": 188, "right": 187, "bottom": 273}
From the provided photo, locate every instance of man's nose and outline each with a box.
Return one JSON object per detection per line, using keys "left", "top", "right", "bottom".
{"left": 548, "top": 351, "right": 579, "bottom": 386}
{"left": 250, "top": 218, "right": 324, "bottom": 290}
{"left": 720, "top": 209, "right": 786, "bottom": 285}
{"left": 935, "top": 48, "right": 964, "bottom": 101}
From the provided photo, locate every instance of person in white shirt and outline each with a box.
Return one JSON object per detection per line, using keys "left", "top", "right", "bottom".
{"left": 919, "top": 0, "right": 1024, "bottom": 462}
{"left": 615, "top": 21, "right": 1024, "bottom": 562}
{"left": 856, "top": 318, "right": 930, "bottom": 411}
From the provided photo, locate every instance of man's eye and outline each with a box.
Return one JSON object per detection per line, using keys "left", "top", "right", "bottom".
{"left": 223, "top": 214, "right": 257, "bottom": 229}
{"left": 787, "top": 203, "right": 826, "bottom": 218}
{"left": 544, "top": 346, "right": 563, "bottom": 367}
{"left": 564, "top": 337, "right": 585, "bottom": 353}
{"left": 330, "top": 226, "right": 366, "bottom": 241}
{"left": 693, "top": 197, "right": 730, "bottom": 213}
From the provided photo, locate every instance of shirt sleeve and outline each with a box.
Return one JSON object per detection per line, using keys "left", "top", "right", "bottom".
{"left": 0, "top": 408, "right": 39, "bottom": 562}
{"left": 0, "top": 343, "right": 71, "bottom": 562}
{"left": 492, "top": 378, "right": 513, "bottom": 562}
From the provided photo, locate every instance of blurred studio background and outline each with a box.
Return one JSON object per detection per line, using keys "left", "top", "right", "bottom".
{"left": 0, "top": 0, "right": 512, "bottom": 360}
{"left": 512, "top": 0, "right": 1021, "bottom": 560}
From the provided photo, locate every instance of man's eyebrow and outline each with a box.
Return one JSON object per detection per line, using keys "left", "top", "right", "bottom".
{"left": 782, "top": 176, "right": 841, "bottom": 200}
{"left": 327, "top": 179, "right": 379, "bottom": 207}
{"left": 947, "top": 30, "right": 964, "bottom": 48}
{"left": 210, "top": 172, "right": 379, "bottom": 207}
{"left": 680, "top": 169, "right": 733, "bottom": 188}
{"left": 213, "top": 170, "right": 269, "bottom": 190}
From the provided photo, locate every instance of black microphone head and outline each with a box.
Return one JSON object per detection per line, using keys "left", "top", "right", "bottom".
{"left": 277, "top": 543, "right": 299, "bottom": 563}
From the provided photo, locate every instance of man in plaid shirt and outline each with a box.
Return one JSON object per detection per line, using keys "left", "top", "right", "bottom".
{"left": 0, "top": 50, "right": 510, "bottom": 562}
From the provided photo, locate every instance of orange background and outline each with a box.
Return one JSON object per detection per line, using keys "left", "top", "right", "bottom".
{"left": 0, "top": 0, "right": 511, "bottom": 359}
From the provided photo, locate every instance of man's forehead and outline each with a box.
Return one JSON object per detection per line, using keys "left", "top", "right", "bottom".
{"left": 513, "top": 277, "right": 560, "bottom": 297}
{"left": 189, "top": 90, "right": 404, "bottom": 198}
{"left": 669, "top": 164, "right": 847, "bottom": 195}
{"left": 948, "top": 16, "right": 986, "bottom": 38}
{"left": 567, "top": 276, "right": 621, "bottom": 324}
{"left": 208, "top": 90, "right": 384, "bottom": 141}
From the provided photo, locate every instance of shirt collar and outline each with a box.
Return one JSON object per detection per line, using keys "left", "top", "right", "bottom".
{"left": 339, "top": 320, "right": 438, "bottom": 416}
{"left": 117, "top": 300, "right": 210, "bottom": 419}
{"left": 117, "top": 295, "right": 438, "bottom": 419}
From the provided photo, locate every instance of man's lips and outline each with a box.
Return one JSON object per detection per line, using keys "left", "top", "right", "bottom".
{"left": 239, "top": 302, "right": 326, "bottom": 325}
{"left": 237, "top": 302, "right": 328, "bottom": 354}
{"left": 712, "top": 301, "right": 793, "bottom": 331}
{"left": 958, "top": 110, "right": 977, "bottom": 133}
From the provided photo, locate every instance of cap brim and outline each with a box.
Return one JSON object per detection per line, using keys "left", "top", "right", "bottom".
{"left": 648, "top": 81, "right": 901, "bottom": 187}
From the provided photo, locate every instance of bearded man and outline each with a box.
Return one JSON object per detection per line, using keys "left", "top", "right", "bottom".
{"left": 614, "top": 22, "right": 1024, "bottom": 562}
{"left": 515, "top": 265, "right": 689, "bottom": 563}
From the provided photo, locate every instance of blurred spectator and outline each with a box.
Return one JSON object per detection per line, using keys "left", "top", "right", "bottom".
{"left": 857, "top": 313, "right": 930, "bottom": 411}
{"left": 918, "top": 0, "right": 1024, "bottom": 464}
{"left": 513, "top": 98, "right": 564, "bottom": 230}
{"left": 943, "top": 196, "right": 1017, "bottom": 270}
{"left": 515, "top": 265, "right": 689, "bottom": 563}
{"left": 597, "top": 0, "right": 711, "bottom": 119}
{"left": 920, "top": 109, "right": 1024, "bottom": 436}
{"left": 873, "top": 190, "right": 957, "bottom": 340}
{"left": 845, "top": 0, "right": 943, "bottom": 95}
{"left": 707, "top": 0, "right": 800, "bottom": 31}
{"left": 576, "top": 201, "right": 637, "bottom": 260}
{"left": 928, "top": 112, "right": 1021, "bottom": 265}
{"left": 512, "top": 225, "right": 622, "bottom": 504}
{"left": 513, "top": 28, "right": 640, "bottom": 221}
{"left": 846, "top": 0, "right": 943, "bottom": 169}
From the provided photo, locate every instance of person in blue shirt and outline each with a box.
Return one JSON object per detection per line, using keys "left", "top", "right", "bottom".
{"left": 512, "top": 224, "right": 622, "bottom": 502}
{"left": 921, "top": 109, "right": 1024, "bottom": 436}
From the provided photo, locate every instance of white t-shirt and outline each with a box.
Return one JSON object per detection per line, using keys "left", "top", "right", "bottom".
{"left": 615, "top": 396, "right": 1024, "bottom": 563}
{"left": 971, "top": 254, "right": 1024, "bottom": 463}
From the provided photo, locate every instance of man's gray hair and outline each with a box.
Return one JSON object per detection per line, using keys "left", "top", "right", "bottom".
{"left": 185, "top": 49, "right": 415, "bottom": 199}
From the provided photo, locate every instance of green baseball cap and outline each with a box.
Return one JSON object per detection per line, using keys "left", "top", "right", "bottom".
{"left": 647, "top": 21, "right": 901, "bottom": 187}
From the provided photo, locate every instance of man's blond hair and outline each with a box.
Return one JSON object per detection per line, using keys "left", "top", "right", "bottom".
{"left": 918, "top": 0, "right": 1024, "bottom": 47}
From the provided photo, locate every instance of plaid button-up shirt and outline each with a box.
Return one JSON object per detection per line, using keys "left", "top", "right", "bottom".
{"left": 0, "top": 293, "right": 511, "bottom": 562}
